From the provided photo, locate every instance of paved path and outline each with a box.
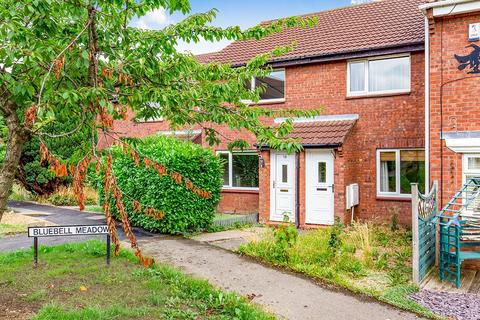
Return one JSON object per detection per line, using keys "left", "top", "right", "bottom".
{"left": 3, "top": 202, "right": 423, "bottom": 320}
{"left": 136, "top": 236, "right": 423, "bottom": 320}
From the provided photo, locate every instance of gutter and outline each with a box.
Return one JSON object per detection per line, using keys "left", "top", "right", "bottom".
{"left": 255, "top": 143, "right": 342, "bottom": 150}
{"left": 419, "top": 0, "right": 480, "bottom": 16}
{"left": 419, "top": 0, "right": 475, "bottom": 12}
{"left": 231, "top": 43, "right": 425, "bottom": 68}
{"left": 422, "top": 13, "right": 431, "bottom": 191}
{"left": 295, "top": 152, "right": 300, "bottom": 228}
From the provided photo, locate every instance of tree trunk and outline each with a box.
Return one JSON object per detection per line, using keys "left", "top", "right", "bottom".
{"left": 0, "top": 100, "right": 29, "bottom": 222}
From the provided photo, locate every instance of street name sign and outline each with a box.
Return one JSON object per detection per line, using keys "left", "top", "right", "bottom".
{"left": 28, "top": 225, "right": 108, "bottom": 237}
{"left": 28, "top": 224, "right": 111, "bottom": 267}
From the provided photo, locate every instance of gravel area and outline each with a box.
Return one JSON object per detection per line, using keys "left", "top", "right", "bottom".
{"left": 2, "top": 211, "right": 49, "bottom": 227}
{"left": 411, "top": 290, "right": 480, "bottom": 320}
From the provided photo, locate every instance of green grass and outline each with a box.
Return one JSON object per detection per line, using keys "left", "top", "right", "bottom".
{"left": 0, "top": 240, "right": 274, "bottom": 320}
{"left": 239, "top": 223, "right": 442, "bottom": 320}
{"left": 84, "top": 205, "right": 104, "bottom": 213}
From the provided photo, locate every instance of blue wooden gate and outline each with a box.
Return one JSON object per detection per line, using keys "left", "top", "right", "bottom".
{"left": 411, "top": 181, "right": 438, "bottom": 284}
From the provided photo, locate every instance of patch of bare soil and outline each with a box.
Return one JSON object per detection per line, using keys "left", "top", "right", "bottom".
{"left": 1, "top": 211, "right": 54, "bottom": 237}
{"left": 0, "top": 293, "right": 40, "bottom": 320}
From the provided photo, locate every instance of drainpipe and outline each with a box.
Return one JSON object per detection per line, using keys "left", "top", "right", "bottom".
{"left": 423, "top": 14, "right": 431, "bottom": 191}
{"left": 295, "top": 152, "right": 300, "bottom": 228}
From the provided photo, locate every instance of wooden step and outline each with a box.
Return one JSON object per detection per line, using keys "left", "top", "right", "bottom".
{"left": 459, "top": 251, "right": 480, "bottom": 261}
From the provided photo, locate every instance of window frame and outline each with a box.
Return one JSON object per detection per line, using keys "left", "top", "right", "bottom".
{"left": 217, "top": 151, "right": 260, "bottom": 190}
{"left": 347, "top": 54, "right": 411, "bottom": 97}
{"left": 462, "top": 154, "right": 480, "bottom": 211}
{"left": 135, "top": 102, "right": 164, "bottom": 123}
{"left": 376, "top": 148, "right": 425, "bottom": 199}
{"left": 462, "top": 154, "right": 480, "bottom": 183}
{"left": 243, "top": 68, "right": 286, "bottom": 104}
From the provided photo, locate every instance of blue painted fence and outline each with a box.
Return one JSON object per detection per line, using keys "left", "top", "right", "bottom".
{"left": 411, "top": 181, "right": 438, "bottom": 284}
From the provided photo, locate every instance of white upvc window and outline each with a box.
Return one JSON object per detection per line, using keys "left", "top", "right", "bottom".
{"left": 376, "top": 149, "right": 425, "bottom": 198}
{"left": 462, "top": 154, "right": 480, "bottom": 212}
{"left": 347, "top": 54, "right": 411, "bottom": 97}
{"left": 135, "top": 102, "right": 164, "bottom": 122}
{"left": 244, "top": 69, "right": 285, "bottom": 103}
{"left": 462, "top": 154, "right": 480, "bottom": 182}
{"left": 217, "top": 151, "right": 259, "bottom": 190}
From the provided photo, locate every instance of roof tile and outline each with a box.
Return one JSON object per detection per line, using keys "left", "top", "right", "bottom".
{"left": 202, "top": 0, "right": 425, "bottom": 65}
{"left": 286, "top": 120, "right": 357, "bottom": 146}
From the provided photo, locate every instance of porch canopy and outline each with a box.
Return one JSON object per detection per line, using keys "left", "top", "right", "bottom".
{"left": 277, "top": 114, "right": 358, "bottom": 148}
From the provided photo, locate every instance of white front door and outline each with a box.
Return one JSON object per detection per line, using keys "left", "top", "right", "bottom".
{"left": 270, "top": 152, "right": 296, "bottom": 222}
{"left": 305, "top": 149, "right": 334, "bottom": 225}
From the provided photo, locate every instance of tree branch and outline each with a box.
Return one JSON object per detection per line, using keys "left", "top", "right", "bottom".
{"left": 37, "top": 18, "right": 92, "bottom": 108}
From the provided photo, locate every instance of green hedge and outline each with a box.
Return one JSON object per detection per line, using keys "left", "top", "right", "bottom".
{"left": 99, "top": 136, "right": 222, "bottom": 234}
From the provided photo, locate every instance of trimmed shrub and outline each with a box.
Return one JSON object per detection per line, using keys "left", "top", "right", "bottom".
{"left": 46, "top": 186, "right": 98, "bottom": 206}
{"left": 99, "top": 136, "right": 222, "bottom": 234}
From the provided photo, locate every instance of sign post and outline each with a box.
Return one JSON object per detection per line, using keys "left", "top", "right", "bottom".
{"left": 28, "top": 225, "right": 110, "bottom": 267}
{"left": 33, "top": 236, "right": 38, "bottom": 267}
{"left": 106, "top": 233, "right": 111, "bottom": 266}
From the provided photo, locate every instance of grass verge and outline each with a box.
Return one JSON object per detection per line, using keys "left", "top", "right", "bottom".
{"left": 239, "top": 222, "right": 443, "bottom": 320}
{"left": 0, "top": 240, "right": 274, "bottom": 320}
{"left": 0, "top": 223, "right": 27, "bottom": 237}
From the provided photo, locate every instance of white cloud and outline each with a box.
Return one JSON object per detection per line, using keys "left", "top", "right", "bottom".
{"left": 129, "top": 8, "right": 231, "bottom": 55}
{"left": 351, "top": 0, "right": 373, "bottom": 4}
{"left": 130, "top": 8, "right": 171, "bottom": 30}
{"left": 176, "top": 39, "right": 232, "bottom": 55}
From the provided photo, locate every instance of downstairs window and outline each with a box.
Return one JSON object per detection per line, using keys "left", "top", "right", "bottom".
{"left": 217, "top": 151, "right": 259, "bottom": 189}
{"left": 377, "top": 149, "right": 425, "bottom": 197}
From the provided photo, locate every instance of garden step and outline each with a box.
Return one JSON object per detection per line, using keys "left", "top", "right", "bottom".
{"left": 459, "top": 251, "right": 480, "bottom": 261}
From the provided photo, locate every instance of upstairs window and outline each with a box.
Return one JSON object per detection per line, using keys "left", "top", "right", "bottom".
{"left": 348, "top": 55, "right": 411, "bottom": 96}
{"left": 245, "top": 70, "right": 285, "bottom": 102}
{"left": 135, "top": 102, "right": 164, "bottom": 122}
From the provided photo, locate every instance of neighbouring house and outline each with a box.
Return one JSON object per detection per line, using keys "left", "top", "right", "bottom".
{"left": 99, "top": 0, "right": 480, "bottom": 228}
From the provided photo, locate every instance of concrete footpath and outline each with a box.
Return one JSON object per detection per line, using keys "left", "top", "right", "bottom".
{"left": 135, "top": 235, "right": 423, "bottom": 320}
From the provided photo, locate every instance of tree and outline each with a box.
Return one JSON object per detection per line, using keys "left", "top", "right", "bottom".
{"left": 0, "top": 113, "right": 91, "bottom": 196}
{"left": 1, "top": 0, "right": 319, "bottom": 260}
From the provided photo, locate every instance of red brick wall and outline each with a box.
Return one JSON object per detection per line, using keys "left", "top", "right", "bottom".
{"left": 107, "top": 52, "right": 425, "bottom": 224}
{"left": 286, "top": 53, "right": 424, "bottom": 225}
{"left": 100, "top": 111, "right": 259, "bottom": 215}
{"left": 257, "top": 52, "right": 425, "bottom": 225}
{"left": 258, "top": 150, "right": 271, "bottom": 223}
{"left": 217, "top": 190, "right": 259, "bottom": 214}
{"left": 428, "top": 11, "right": 480, "bottom": 208}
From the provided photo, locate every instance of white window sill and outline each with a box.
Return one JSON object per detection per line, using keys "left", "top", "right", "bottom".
{"left": 242, "top": 98, "right": 286, "bottom": 105}
{"left": 135, "top": 119, "right": 165, "bottom": 123}
{"left": 347, "top": 90, "right": 410, "bottom": 99}
{"left": 221, "top": 187, "right": 260, "bottom": 193}
{"left": 376, "top": 194, "right": 412, "bottom": 201}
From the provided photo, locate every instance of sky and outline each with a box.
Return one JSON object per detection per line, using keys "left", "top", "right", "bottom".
{"left": 129, "top": 0, "right": 371, "bottom": 55}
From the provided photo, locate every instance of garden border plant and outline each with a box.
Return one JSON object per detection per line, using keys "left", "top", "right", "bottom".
{"left": 238, "top": 222, "right": 443, "bottom": 320}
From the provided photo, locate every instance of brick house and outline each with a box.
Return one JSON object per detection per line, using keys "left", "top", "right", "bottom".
{"left": 421, "top": 0, "right": 480, "bottom": 212}
{"left": 102, "top": 0, "right": 480, "bottom": 227}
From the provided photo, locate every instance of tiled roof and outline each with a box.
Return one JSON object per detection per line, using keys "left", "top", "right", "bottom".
{"left": 200, "top": 0, "right": 425, "bottom": 66}
{"left": 195, "top": 52, "right": 220, "bottom": 64}
{"left": 286, "top": 119, "right": 357, "bottom": 146}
